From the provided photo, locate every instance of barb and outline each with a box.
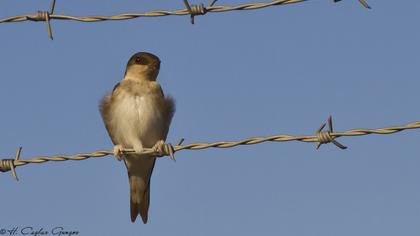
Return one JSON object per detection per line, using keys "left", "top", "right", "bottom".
{"left": 24, "top": 0, "right": 56, "bottom": 39}
{"left": 0, "top": 147, "right": 22, "bottom": 181}
{"left": 0, "top": 0, "right": 370, "bottom": 39}
{"left": 334, "top": 0, "right": 371, "bottom": 9}
{"left": 1, "top": 116, "right": 419, "bottom": 181}
{"left": 316, "top": 115, "right": 347, "bottom": 150}
{"left": 183, "top": 0, "right": 207, "bottom": 24}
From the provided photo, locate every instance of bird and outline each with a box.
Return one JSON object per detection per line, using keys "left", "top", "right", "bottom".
{"left": 99, "top": 52, "right": 175, "bottom": 223}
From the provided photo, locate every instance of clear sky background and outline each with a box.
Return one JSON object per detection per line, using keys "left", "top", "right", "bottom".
{"left": 1, "top": 1, "right": 419, "bottom": 235}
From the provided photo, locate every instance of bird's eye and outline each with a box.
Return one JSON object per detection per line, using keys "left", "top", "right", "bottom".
{"left": 135, "top": 57, "right": 142, "bottom": 64}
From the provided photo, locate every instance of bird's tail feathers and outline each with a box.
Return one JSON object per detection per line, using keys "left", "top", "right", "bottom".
{"left": 129, "top": 174, "right": 151, "bottom": 223}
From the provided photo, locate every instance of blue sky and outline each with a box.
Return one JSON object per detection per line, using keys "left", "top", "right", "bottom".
{"left": 1, "top": 0, "right": 419, "bottom": 235}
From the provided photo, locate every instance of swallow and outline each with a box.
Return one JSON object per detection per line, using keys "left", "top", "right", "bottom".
{"left": 100, "top": 52, "right": 175, "bottom": 223}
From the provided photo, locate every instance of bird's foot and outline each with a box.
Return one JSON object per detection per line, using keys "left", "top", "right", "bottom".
{"left": 152, "top": 140, "right": 165, "bottom": 157}
{"left": 113, "top": 144, "right": 124, "bottom": 161}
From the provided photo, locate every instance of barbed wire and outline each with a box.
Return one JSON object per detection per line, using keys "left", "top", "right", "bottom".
{"left": 1, "top": 116, "right": 418, "bottom": 182}
{"left": 0, "top": 0, "right": 371, "bottom": 39}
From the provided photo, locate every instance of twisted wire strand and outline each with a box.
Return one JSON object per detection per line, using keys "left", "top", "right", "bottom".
{"left": 0, "top": 0, "right": 371, "bottom": 39}
{"left": 0, "top": 0, "right": 372, "bottom": 24}
{"left": 1, "top": 119, "right": 419, "bottom": 181}
{"left": 173, "top": 122, "right": 420, "bottom": 151}
{"left": 0, "top": 0, "right": 305, "bottom": 24}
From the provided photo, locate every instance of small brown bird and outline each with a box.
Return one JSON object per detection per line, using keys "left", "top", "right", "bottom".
{"left": 99, "top": 52, "right": 175, "bottom": 223}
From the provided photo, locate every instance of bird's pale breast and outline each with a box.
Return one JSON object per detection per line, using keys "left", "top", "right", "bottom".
{"left": 110, "top": 91, "right": 165, "bottom": 148}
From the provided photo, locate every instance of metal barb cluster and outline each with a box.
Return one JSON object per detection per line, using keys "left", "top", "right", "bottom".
{"left": 316, "top": 116, "right": 347, "bottom": 150}
{"left": 0, "top": 0, "right": 370, "bottom": 39}
{"left": 25, "top": 0, "right": 56, "bottom": 39}
{"left": 334, "top": 0, "right": 371, "bottom": 9}
{"left": 159, "top": 138, "right": 185, "bottom": 161}
{"left": 1, "top": 116, "right": 419, "bottom": 182}
{"left": 183, "top": 0, "right": 207, "bottom": 24}
{"left": 0, "top": 147, "right": 22, "bottom": 181}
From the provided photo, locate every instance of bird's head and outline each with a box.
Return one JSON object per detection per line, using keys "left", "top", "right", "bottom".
{"left": 124, "top": 52, "right": 161, "bottom": 81}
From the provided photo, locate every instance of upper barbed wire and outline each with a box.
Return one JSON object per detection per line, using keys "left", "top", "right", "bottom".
{"left": 0, "top": 0, "right": 370, "bottom": 39}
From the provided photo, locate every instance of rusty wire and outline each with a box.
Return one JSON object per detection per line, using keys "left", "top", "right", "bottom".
{"left": 1, "top": 116, "right": 418, "bottom": 181}
{"left": 0, "top": 0, "right": 370, "bottom": 39}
